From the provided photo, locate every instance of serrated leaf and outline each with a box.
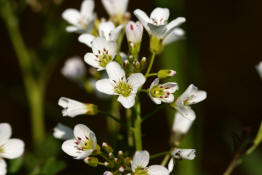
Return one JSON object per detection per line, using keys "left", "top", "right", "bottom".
{"left": 246, "top": 121, "right": 262, "bottom": 154}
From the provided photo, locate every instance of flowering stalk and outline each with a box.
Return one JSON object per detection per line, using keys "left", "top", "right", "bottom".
{"left": 134, "top": 97, "right": 143, "bottom": 150}
{"left": 145, "top": 52, "right": 156, "bottom": 77}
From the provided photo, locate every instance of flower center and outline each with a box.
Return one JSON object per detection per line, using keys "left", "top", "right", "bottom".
{"left": 150, "top": 85, "right": 171, "bottom": 99}
{"left": 74, "top": 136, "right": 93, "bottom": 152}
{"left": 134, "top": 167, "right": 148, "bottom": 175}
{"left": 184, "top": 95, "right": 195, "bottom": 106}
{"left": 114, "top": 78, "right": 132, "bottom": 97}
{"left": 151, "top": 17, "right": 167, "bottom": 25}
{"left": 0, "top": 146, "right": 3, "bottom": 154}
{"left": 95, "top": 49, "right": 112, "bottom": 68}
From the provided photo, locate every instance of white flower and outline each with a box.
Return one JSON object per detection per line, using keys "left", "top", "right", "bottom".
{"left": 134, "top": 8, "right": 185, "bottom": 40}
{"left": 53, "top": 123, "right": 74, "bottom": 140}
{"left": 172, "top": 148, "right": 196, "bottom": 160}
{"left": 84, "top": 37, "right": 117, "bottom": 71}
{"left": 0, "top": 123, "right": 25, "bottom": 175}
{"left": 149, "top": 78, "right": 178, "bottom": 104}
{"left": 79, "top": 21, "right": 123, "bottom": 48}
{"left": 58, "top": 97, "right": 97, "bottom": 118}
{"left": 175, "top": 84, "right": 207, "bottom": 120}
{"left": 61, "top": 57, "right": 86, "bottom": 80}
{"left": 102, "top": 0, "right": 129, "bottom": 16}
{"left": 62, "top": 0, "right": 96, "bottom": 32}
{"left": 256, "top": 61, "right": 262, "bottom": 79}
{"left": 126, "top": 21, "right": 143, "bottom": 43}
{"left": 163, "top": 28, "right": 185, "bottom": 46}
{"left": 172, "top": 112, "right": 195, "bottom": 135}
{"left": 96, "top": 62, "right": 145, "bottom": 109}
{"left": 168, "top": 158, "right": 174, "bottom": 173}
{"left": 132, "top": 150, "right": 169, "bottom": 175}
{"left": 62, "top": 124, "right": 97, "bottom": 159}
{"left": 103, "top": 171, "right": 113, "bottom": 175}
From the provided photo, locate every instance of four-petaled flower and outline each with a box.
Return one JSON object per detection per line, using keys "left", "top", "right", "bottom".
{"left": 62, "top": 0, "right": 96, "bottom": 33}
{"left": 79, "top": 21, "right": 123, "bottom": 48}
{"left": 84, "top": 37, "right": 117, "bottom": 71}
{"left": 0, "top": 123, "right": 25, "bottom": 175}
{"left": 62, "top": 124, "right": 97, "bottom": 159}
{"left": 132, "top": 150, "right": 169, "bottom": 175}
{"left": 174, "top": 84, "right": 207, "bottom": 120}
{"left": 149, "top": 78, "right": 178, "bottom": 104}
{"left": 102, "top": 0, "right": 129, "bottom": 17}
{"left": 134, "top": 8, "right": 185, "bottom": 44}
{"left": 96, "top": 62, "right": 145, "bottom": 108}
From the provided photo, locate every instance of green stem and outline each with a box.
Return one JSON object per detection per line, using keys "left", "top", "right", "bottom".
{"left": 145, "top": 73, "right": 157, "bottom": 78}
{"left": 126, "top": 109, "right": 134, "bottom": 147}
{"left": 161, "top": 152, "right": 172, "bottom": 166}
{"left": 1, "top": 0, "right": 45, "bottom": 145}
{"left": 145, "top": 52, "right": 156, "bottom": 77}
{"left": 150, "top": 151, "right": 169, "bottom": 160}
{"left": 98, "top": 110, "right": 127, "bottom": 128}
{"left": 134, "top": 98, "right": 142, "bottom": 150}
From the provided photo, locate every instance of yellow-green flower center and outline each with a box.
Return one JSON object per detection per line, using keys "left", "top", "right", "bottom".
{"left": 150, "top": 85, "right": 170, "bottom": 99}
{"left": 134, "top": 167, "right": 148, "bottom": 175}
{"left": 183, "top": 95, "right": 195, "bottom": 106}
{"left": 0, "top": 146, "right": 3, "bottom": 154}
{"left": 114, "top": 80, "right": 133, "bottom": 97}
{"left": 96, "top": 51, "right": 112, "bottom": 68}
{"left": 75, "top": 137, "right": 94, "bottom": 152}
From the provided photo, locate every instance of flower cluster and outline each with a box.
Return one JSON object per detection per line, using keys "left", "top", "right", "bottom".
{"left": 58, "top": 0, "right": 207, "bottom": 174}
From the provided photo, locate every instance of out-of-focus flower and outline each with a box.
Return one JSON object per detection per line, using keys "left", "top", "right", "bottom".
{"left": 126, "top": 21, "right": 143, "bottom": 44}
{"left": 172, "top": 112, "right": 194, "bottom": 135}
{"left": 96, "top": 62, "right": 145, "bottom": 108}
{"left": 62, "top": 0, "right": 96, "bottom": 33}
{"left": 84, "top": 37, "right": 117, "bottom": 71}
{"left": 53, "top": 123, "right": 74, "bottom": 140}
{"left": 0, "top": 123, "right": 25, "bottom": 175}
{"left": 172, "top": 148, "right": 196, "bottom": 160}
{"left": 58, "top": 97, "right": 98, "bottom": 118}
{"left": 103, "top": 171, "right": 113, "bottom": 175}
{"left": 61, "top": 57, "right": 86, "bottom": 80}
{"left": 102, "top": 0, "right": 129, "bottom": 17}
{"left": 79, "top": 21, "right": 123, "bottom": 48}
{"left": 62, "top": 124, "right": 97, "bottom": 159}
{"left": 149, "top": 78, "right": 178, "bottom": 104}
{"left": 256, "top": 61, "right": 262, "bottom": 79}
{"left": 173, "top": 84, "right": 207, "bottom": 120}
{"left": 132, "top": 150, "right": 169, "bottom": 175}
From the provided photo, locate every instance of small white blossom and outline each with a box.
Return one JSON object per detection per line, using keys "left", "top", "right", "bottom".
{"left": 132, "top": 150, "right": 169, "bottom": 175}
{"left": 172, "top": 112, "right": 195, "bottom": 135}
{"left": 149, "top": 78, "right": 178, "bottom": 104}
{"left": 53, "top": 123, "right": 74, "bottom": 140}
{"left": 103, "top": 171, "right": 113, "bottom": 175}
{"left": 126, "top": 21, "right": 143, "bottom": 43}
{"left": 172, "top": 148, "right": 196, "bottom": 160}
{"left": 163, "top": 28, "right": 185, "bottom": 46}
{"left": 79, "top": 21, "right": 123, "bottom": 47}
{"left": 58, "top": 97, "right": 97, "bottom": 118}
{"left": 84, "top": 37, "right": 117, "bottom": 71}
{"left": 168, "top": 158, "right": 174, "bottom": 173}
{"left": 62, "top": 0, "right": 96, "bottom": 33}
{"left": 0, "top": 123, "right": 25, "bottom": 175}
{"left": 96, "top": 62, "right": 145, "bottom": 109}
{"left": 134, "top": 8, "right": 185, "bottom": 41}
{"left": 102, "top": 0, "right": 129, "bottom": 16}
{"left": 61, "top": 57, "right": 86, "bottom": 80}
{"left": 175, "top": 84, "right": 207, "bottom": 120}
{"left": 62, "top": 124, "right": 97, "bottom": 159}
{"left": 256, "top": 61, "right": 262, "bottom": 79}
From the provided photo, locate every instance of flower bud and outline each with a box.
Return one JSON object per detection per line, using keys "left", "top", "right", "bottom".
{"left": 102, "top": 142, "right": 113, "bottom": 153}
{"left": 84, "top": 157, "right": 99, "bottom": 167}
{"left": 86, "top": 104, "right": 98, "bottom": 115}
{"left": 119, "top": 166, "right": 125, "bottom": 172}
{"left": 140, "top": 57, "right": 147, "bottom": 70}
{"left": 157, "top": 69, "right": 176, "bottom": 79}
{"left": 104, "top": 171, "right": 113, "bottom": 175}
{"left": 126, "top": 21, "right": 143, "bottom": 43}
{"left": 134, "top": 61, "right": 140, "bottom": 70}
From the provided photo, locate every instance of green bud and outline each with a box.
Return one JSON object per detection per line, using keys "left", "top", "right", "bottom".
{"left": 102, "top": 142, "right": 113, "bottom": 153}
{"left": 84, "top": 157, "right": 99, "bottom": 167}
{"left": 128, "top": 42, "right": 141, "bottom": 61}
{"left": 150, "top": 36, "right": 163, "bottom": 54}
{"left": 134, "top": 61, "right": 140, "bottom": 70}
{"left": 140, "top": 57, "right": 147, "bottom": 71}
{"left": 157, "top": 69, "right": 176, "bottom": 79}
{"left": 86, "top": 104, "right": 98, "bottom": 115}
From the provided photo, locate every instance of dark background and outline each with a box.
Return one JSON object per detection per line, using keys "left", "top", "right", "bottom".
{"left": 0, "top": 0, "right": 262, "bottom": 174}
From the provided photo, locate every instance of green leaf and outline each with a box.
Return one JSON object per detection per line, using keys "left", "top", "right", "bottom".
{"left": 8, "top": 157, "right": 23, "bottom": 174}
{"left": 41, "top": 157, "right": 66, "bottom": 175}
{"left": 246, "top": 121, "right": 262, "bottom": 154}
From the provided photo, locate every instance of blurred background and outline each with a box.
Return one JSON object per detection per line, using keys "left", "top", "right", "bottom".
{"left": 0, "top": 0, "right": 262, "bottom": 174}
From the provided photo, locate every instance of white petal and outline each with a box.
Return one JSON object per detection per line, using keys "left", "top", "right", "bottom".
{"left": 127, "top": 73, "right": 146, "bottom": 93}
{"left": 161, "top": 94, "right": 174, "bottom": 103}
{"left": 149, "top": 94, "right": 162, "bottom": 105}
{"left": 256, "top": 61, "right": 262, "bottom": 78}
{"left": 66, "top": 26, "right": 79, "bottom": 32}
{"left": 2, "top": 139, "right": 24, "bottom": 159}
{"left": 95, "top": 79, "right": 115, "bottom": 95}
{"left": 62, "top": 9, "right": 80, "bottom": 26}
{"left": 117, "top": 94, "right": 136, "bottom": 109}
{"left": 172, "top": 112, "right": 195, "bottom": 134}
{"left": 147, "top": 23, "right": 167, "bottom": 38}
{"left": 126, "top": 21, "right": 143, "bottom": 43}
{"left": 78, "top": 34, "right": 95, "bottom": 47}
{"left": 99, "top": 22, "right": 115, "bottom": 40}
{"left": 84, "top": 53, "right": 104, "bottom": 70}
{"left": 73, "top": 124, "right": 93, "bottom": 140}
{"left": 0, "top": 123, "right": 11, "bottom": 145}
{"left": 149, "top": 78, "right": 159, "bottom": 89}
{"left": 58, "top": 97, "right": 87, "bottom": 118}
{"left": 148, "top": 165, "right": 169, "bottom": 175}
{"left": 150, "top": 8, "right": 170, "bottom": 25}
{"left": 172, "top": 148, "right": 196, "bottom": 160}
{"left": 0, "top": 159, "right": 6, "bottom": 175}
{"left": 180, "top": 84, "right": 207, "bottom": 105}
{"left": 134, "top": 9, "right": 151, "bottom": 33}
{"left": 168, "top": 158, "right": 174, "bottom": 173}
{"left": 61, "top": 57, "right": 86, "bottom": 80}
{"left": 80, "top": 0, "right": 95, "bottom": 18}
{"left": 104, "top": 171, "right": 113, "bottom": 175}
{"left": 163, "top": 28, "right": 185, "bottom": 45}
{"left": 165, "top": 17, "right": 186, "bottom": 36}
{"left": 53, "top": 123, "right": 74, "bottom": 140}
{"left": 62, "top": 139, "right": 91, "bottom": 159}
{"left": 163, "top": 82, "right": 178, "bottom": 93}
{"left": 110, "top": 25, "right": 123, "bottom": 41}
{"left": 102, "top": 0, "right": 128, "bottom": 16}
{"left": 132, "top": 150, "right": 150, "bottom": 171}
{"left": 92, "top": 38, "right": 117, "bottom": 58}
{"left": 106, "top": 62, "right": 126, "bottom": 82}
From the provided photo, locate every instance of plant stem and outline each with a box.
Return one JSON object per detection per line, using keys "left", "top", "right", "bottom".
{"left": 150, "top": 151, "right": 169, "bottom": 160}
{"left": 145, "top": 52, "right": 156, "bottom": 77}
{"left": 145, "top": 73, "right": 157, "bottom": 78}
{"left": 1, "top": 0, "right": 45, "bottom": 145}
{"left": 161, "top": 152, "right": 172, "bottom": 166}
{"left": 126, "top": 109, "right": 134, "bottom": 147}
{"left": 134, "top": 98, "right": 142, "bottom": 150}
